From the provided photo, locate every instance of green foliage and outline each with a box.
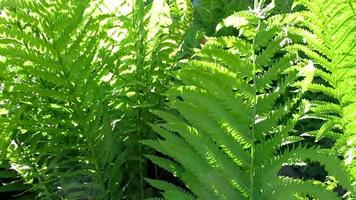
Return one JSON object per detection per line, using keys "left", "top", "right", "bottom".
{"left": 144, "top": 2, "right": 353, "bottom": 199}
{"left": 0, "top": 0, "right": 355, "bottom": 199}
{"left": 0, "top": 160, "right": 34, "bottom": 198}
{"left": 0, "top": 0, "right": 124, "bottom": 199}
{"left": 0, "top": 0, "right": 192, "bottom": 199}
{"left": 281, "top": 0, "right": 356, "bottom": 184}
{"left": 192, "top": 0, "right": 250, "bottom": 35}
{"left": 105, "top": 0, "right": 192, "bottom": 198}
{"left": 190, "top": 0, "right": 294, "bottom": 35}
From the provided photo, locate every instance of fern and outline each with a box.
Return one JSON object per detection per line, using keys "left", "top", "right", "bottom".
{"left": 1, "top": 0, "right": 354, "bottom": 199}
{"left": 191, "top": 0, "right": 250, "bottom": 35}
{"left": 103, "top": 0, "right": 192, "bottom": 198}
{"left": 281, "top": 0, "right": 356, "bottom": 185}
{"left": 144, "top": 2, "right": 353, "bottom": 199}
{"left": 0, "top": 0, "right": 193, "bottom": 199}
{"left": 0, "top": 0, "right": 128, "bottom": 199}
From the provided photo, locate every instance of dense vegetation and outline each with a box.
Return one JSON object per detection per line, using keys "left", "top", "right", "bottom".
{"left": 0, "top": 0, "right": 354, "bottom": 199}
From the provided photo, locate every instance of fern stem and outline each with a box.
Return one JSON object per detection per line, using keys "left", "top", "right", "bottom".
{"left": 84, "top": 121, "right": 108, "bottom": 199}
{"left": 249, "top": 38, "right": 256, "bottom": 200}
{"left": 92, "top": 149, "right": 107, "bottom": 199}
{"left": 249, "top": 52, "right": 256, "bottom": 200}
{"left": 133, "top": 1, "right": 146, "bottom": 199}
{"left": 250, "top": 13, "right": 262, "bottom": 200}
{"left": 139, "top": 142, "right": 145, "bottom": 200}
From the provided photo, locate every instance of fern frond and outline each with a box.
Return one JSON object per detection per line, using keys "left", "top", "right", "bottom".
{"left": 145, "top": 178, "right": 195, "bottom": 199}
{"left": 290, "top": 0, "right": 356, "bottom": 183}
{"left": 272, "top": 178, "right": 339, "bottom": 200}
{"left": 0, "top": 0, "right": 129, "bottom": 199}
{"left": 145, "top": 3, "right": 352, "bottom": 199}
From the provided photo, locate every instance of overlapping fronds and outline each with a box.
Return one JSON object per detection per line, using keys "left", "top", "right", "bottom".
{"left": 108, "top": 0, "right": 193, "bottom": 110}
{"left": 0, "top": 0, "right": 354, "bottom": 199}
{"left": 0, "top": 0, "right": 126, "bottom": 199}
{"left": 279, "top": 0, "right": 356, "bottom": 184}
{"left": 144, "top": 2, "right": 353, "bottom": 199}
{"left": 100, "top": 0, "right": 193, "bottom": 198}
{"left": 0, "top": 0, "right": 193, "bottom": 199}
